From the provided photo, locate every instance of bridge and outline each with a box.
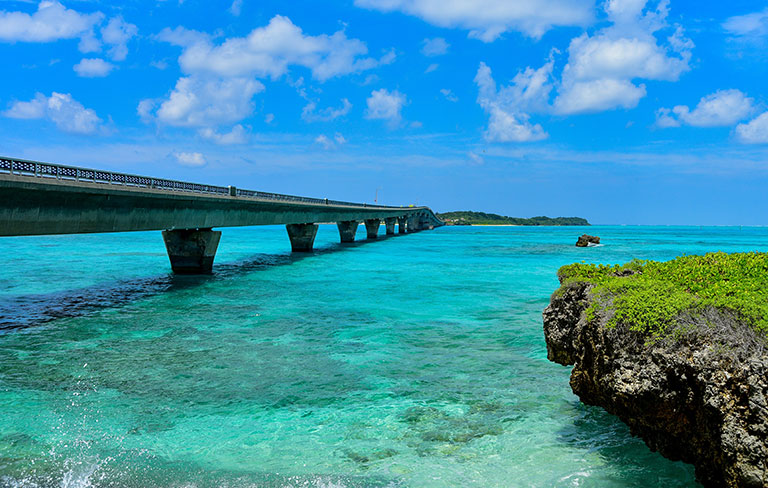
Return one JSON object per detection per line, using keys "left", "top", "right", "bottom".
{"left": 0, "top": 156, "right": 443, "bottom": 273}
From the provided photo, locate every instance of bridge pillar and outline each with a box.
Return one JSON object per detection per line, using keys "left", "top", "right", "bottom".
{"left": 398, "top": 217, "right": 407, "bottom": 234}
{"left": 162, "top": 228, "right": 221, "bottom": 274}
{"left": 364, "top": 219, "right": 380, "bottom": 239}
{"left": 286, "top": 223, "right": 319, "bottom": 252}
{"left": 337, "top": 221, "right": 359, "bottom": 243}
{"left": 407, "top": 215, "right": 421, "bottom": 233}
{"left": 384, "top": 217, "right": 397, "bottom": 235}
{"left": 423, "top": 217, "right": 435, "bottom": 231}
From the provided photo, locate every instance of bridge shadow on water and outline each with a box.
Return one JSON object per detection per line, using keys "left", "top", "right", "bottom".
{"left": 0, "top": 234, "right": 404, "bottom": 331}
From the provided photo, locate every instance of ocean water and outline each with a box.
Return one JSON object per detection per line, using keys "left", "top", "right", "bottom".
{"left": 2, "top": 224, "right": 766, "bottom": 487}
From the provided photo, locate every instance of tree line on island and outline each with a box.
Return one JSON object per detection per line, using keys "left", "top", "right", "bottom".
{"left": 436, "top": 211, "right": 589, "bottom": 226}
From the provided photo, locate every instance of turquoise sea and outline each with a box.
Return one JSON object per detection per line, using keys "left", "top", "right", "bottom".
{"left": 3, "top": 224, "right": 767, "bottom": 487}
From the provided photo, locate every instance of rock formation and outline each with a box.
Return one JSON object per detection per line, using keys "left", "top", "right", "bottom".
{"left": 575, "top": 234, "right": 600, "bottom": 247}
{"left": 543, "top": 279, "right": 768, "bottom": 487}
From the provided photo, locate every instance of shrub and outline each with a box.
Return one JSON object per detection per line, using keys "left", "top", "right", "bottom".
{"left": 557, "top": 252, "right": 768, "bottom": 337}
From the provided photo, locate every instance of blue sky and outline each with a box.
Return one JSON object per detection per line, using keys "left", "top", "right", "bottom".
{"left": 2, "top": 0, "right": 768, "bottom": 224}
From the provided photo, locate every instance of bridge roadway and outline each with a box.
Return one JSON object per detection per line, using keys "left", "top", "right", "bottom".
{"left": 0, "top": 156, "right": 443, "bottom": 273}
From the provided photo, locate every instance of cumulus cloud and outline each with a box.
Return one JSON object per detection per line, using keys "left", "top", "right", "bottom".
{"left": 198, "top": 125, "right": 248, "bottom": 145}
{"left": 554, "top": 0, "right": 693, "bottom": 114}
{"left": 161, "top": 15, "right": 392, "bottom": 82}
{"left": 735, "top": 112, "right": 768, "bottom": 144}
{"left": 471, "top": 1, "right": 692, "bottom": 140}
{"left": 174, "top": 152, "right": 206, "bottom": 167}
{"left": 146, "top": 76, "right": 265, "bottom": 127}
{"left": 655, "top": 89, "right": 754, "bottom": 128}
{"left": 149, "top": 16, "right": 395, "bottom": 137}
{"left": 474, "top": 62, "right": 548, "bottom": 142}
{"left": 73, "top": 58, "right": 113, "bottom": 77}
{"left": 3, "top": 91, "right": 102, "bottom": 134}
{"left": 365, "top": 89, "right": 407, "bottom": 128}
{"left": 101, "top": 16, "right": 137, "bottom": 61}
{"left": 354, "top": 0, "right": 593, "bottom": 41}
{"left": 0, "top": 1, "right": 103, "bottom": 44}
{"left": 421, "top": 37, "right": 448, "bottom": 56}
{"left": 556, "top": 79, "right": 646, "bottom": 114}
{"left": 302, "top": 98, "right": 352, "bottom": 122}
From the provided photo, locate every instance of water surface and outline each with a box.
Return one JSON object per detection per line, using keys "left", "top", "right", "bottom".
{"left": 3, "top": 225, "right": 762, "bottom": 487}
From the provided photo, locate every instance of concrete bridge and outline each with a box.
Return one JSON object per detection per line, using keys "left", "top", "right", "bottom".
{"left": 0, "top": 156, "right": 443, "bottom": 273}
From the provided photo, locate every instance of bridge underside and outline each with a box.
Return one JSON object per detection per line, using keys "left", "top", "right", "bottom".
{"left": 1, "top": 174, "right": 442, "bottom": 273}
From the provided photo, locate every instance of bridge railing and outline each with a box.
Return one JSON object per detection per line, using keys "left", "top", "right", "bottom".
{"left": 0, "top": 156, "right": 402, "bottom": 209}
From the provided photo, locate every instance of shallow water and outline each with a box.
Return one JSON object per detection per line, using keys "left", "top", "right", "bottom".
{"left": 3, "top": 224, "right": 765, "bottom": 487}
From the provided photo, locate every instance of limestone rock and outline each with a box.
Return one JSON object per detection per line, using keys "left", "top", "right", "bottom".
{"left": 543, "top": 280, "right": 768, "bottom": 487}
{"left": 576, "top": 234, "right": 600, "bottom": 247}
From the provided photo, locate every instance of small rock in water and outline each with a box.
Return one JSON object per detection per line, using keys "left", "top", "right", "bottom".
{"left": 575, "top": 234, "right": 600, "bottom": 247}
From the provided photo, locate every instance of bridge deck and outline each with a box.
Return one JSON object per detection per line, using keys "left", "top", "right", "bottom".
{"left": 0, "top": 157, "right": 440, "bottom": 236}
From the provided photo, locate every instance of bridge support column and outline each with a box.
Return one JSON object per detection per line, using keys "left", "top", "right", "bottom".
{"left": 162, "top": 228, "right": 221, "bottom": 274}
{"left": 398, "top": 217, "right": 407, "bottom": 234}
{"left": 407, "top": 215, "right": 421, "bottom": 233}
{"left": 286, "top": 223, "right": 319, "bottom": 252}
{"left": 337, "top": 221, "right": 359, "bottom": 243}
{"left": 364, "top": 219, "right": 380, "bottom": 239}
{"left": 385, "top": 218, "right": 397, "bottom": 235}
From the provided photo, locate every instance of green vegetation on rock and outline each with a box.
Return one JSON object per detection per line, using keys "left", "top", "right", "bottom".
{"left": 557, "top": 252, "right": 768, "bottom": 339}
{"left": 437, "top": 211, "right": 589, "bottom": 226}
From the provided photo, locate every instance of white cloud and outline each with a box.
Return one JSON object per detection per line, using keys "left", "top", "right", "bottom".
{"left": 198, "top": 125, "right": 248, "bottom": 145}
{"left": 656, "top": 89, "right": 754, "bottom": 128}
{"left": 314, "top": 132, "right": 347, "bottom": 150}
{"left": 723, "top": 7, "right": 768, "bottom": 57}
{"left": 421, "top": 37, "right": 448, "bottom": 56}
{"left": 474, "top": 61, "right": 549, "bottom": 143}
{"left": 155, "top": 26, "right": 209, "bottom": 47}
{"left": 440, "top": 88, "right": 458, "bottom": 102}
{"left": 554, "top": 0, "right": 693, "bottom": 114}
{"left": 365, "top": 88, "right": 407, "bottom": 127}
{"left": 555, "top": 79, "right": 646, "bottom": 114}
{"left": 302, "top": 98, "right": 352, "bottom": 122}
{"left": 174, "top": 151, "right": 206, "bottom": 167}
{"left": 0, "top": 1, "right": 103, "bottom": 44}
{"left": 315, "top": 134, "right": 333, "bottom": 150}
{"left": 229, "top": 0, "right": 244, "bottom": 16}
{"left": 137, "top": 99, "right": 155, "bottom": 123}
{"left": 723, "top": 8, "right": 768, "bottom": 39}
{"left": 162, "top": 15, "right": 391, "bottom": 82}
{"left": 468, "top": 151, "right": 484, "bottom": 164}
{"left": 0, "top": 4, "right": 138, "bottom": 64}
{"left": 264, "top": 113, "right": 275, "bottom": 124}
{"left": 735, "top": 112, "right": 768, "bottom": 144}
{"left": 354, "top": 0, "right": 594, "bottom": 41}
{"left": 3, "top": 91, "right": 102, "bottom": 134}
{"left": 101, "top": 16, "right": 137, "bottom": 61}
{"left": 654, "top": 107, "right": 679, "bottom": 128}
{"left": 73, "top": 58, "right": 113, "bottom": 77}
{"left": 148, "top": 76, "right": 265, "bottom": 128}
{"left": 425, "top": 63, "right": 438, "bottom": 73}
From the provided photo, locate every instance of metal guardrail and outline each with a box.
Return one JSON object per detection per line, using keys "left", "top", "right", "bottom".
{"left": 0, "top": 156, "right": 403, "bottom": 209}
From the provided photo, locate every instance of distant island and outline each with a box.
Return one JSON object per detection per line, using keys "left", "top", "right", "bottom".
{"left": 436, "top": 211, "right": 589, "bottom": 226}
